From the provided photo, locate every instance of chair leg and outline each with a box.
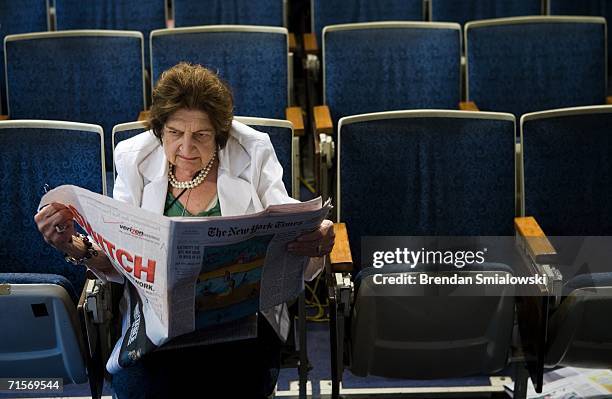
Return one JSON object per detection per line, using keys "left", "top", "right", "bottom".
{"left": 86, "top": 346, "right": 104, "bottom": 399}
{"left": 329, "top": 292, "right": 340, "bottom": 399}
{"left": 298, "top": 291, "right": 308, "bottom": 399}
{"left": 514, "top": 362, "right": 530, "bottom": 399}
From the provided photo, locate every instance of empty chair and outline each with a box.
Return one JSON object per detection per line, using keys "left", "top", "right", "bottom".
{"left": 466, "top": 16, "right": 607, "bottom": 118}
{"left": 0, "top": 0, "right": 49, "bottom": 112}
{"left": 5, "top": 31, "right": 146, "bottom": 170}
{"left": 54, "top": 0, "right": 166, "bottom": 68}
{"left": 0, "top": 120, "right": 105, "bottom": 393}
{"left": 322, "top": 22, "right": 461, "bottom": 128}
{"left": 548, "top": 0, "right": 612, "bottom": 94}
{"left": 173, "top": 0, "right": 285, "bottom": 27}
{"left": 520, "top": 105, "right": 612, "bottom": 369}
{"left": 430, "top": 0, "right": 542, "bottom": 26}
{"left": 311, "top": 0, "right": 424, "bottom": 48}
{"left": 328, "top": 110, "right": 519, "bottom": 397}
{"left": 313, "top": 21, "right": 461, "bottom": 202}
{"left": 151, "top": 26, "right": 290, "bottom": 120}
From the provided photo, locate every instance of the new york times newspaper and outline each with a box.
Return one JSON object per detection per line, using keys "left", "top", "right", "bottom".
{"left": 39, "top": 185, "right": 331, "bottom": 373}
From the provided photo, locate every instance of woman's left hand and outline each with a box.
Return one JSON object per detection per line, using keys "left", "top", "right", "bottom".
{"left": 288, "top": 219, "right": 335, "bottom": 257}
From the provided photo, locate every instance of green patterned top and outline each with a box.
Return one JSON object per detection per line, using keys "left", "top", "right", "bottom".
{"left": 164, "top": 191, "right": 222, "bottom": 217}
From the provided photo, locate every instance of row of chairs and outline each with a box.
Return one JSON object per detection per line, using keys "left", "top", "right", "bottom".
{"left": 326, "top": 104, "right": 612, "bottom": 398}
{"left": 0, "top": 116, "right": 300, "bottom": 398}
{"left": 1, "top": 103, "right": 610, "bottom": 396}
{"left": 4, "top": 17, "right": 608, "bottom": 159}
{"left": 2, "top": 27, "right": 297, "bottom": 170}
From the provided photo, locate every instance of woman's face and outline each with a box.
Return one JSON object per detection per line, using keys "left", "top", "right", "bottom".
{"left": 162, "top": 108, "right": 217, "bottom": 176}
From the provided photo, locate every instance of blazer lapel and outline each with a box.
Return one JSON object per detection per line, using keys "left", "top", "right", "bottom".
{"left": 217, "top": 137, "right": 257, "bottom": 216}
{"left": 140, "top": 146, "right": 169, "bottom": 214}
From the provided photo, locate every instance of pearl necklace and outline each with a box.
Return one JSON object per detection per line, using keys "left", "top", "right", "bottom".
{"left": 168, "top": 150, "right": 216, "bottom": 189}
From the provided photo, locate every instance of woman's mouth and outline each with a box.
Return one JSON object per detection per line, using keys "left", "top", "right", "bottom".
{"left": 177, "top": 155, "right": 199, "bottom": 161}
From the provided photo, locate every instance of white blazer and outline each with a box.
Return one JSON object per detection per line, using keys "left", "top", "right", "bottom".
{"left": 112, "top": 120, "right": 313, "bottom": 341}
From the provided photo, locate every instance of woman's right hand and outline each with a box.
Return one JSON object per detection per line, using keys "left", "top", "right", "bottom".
{"left": 34, "top": 202, "right": 79, "bottom": 256}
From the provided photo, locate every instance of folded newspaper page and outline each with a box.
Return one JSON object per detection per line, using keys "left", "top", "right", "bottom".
{"left": 505, "top": 367, "right": 612, "bottom": 398}
{"left": 39, "top": 185, "right": 331, "bottom": 371}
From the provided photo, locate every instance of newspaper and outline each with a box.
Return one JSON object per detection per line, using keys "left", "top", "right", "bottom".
{"left": 39, "top": 185, "right": 331, "bottom": 371}
{"left": 505, "top": 367, "right": 612, "bottom": 398}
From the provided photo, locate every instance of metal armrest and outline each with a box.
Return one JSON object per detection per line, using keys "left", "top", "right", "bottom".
{"left": 77, "top": 275, "right": 117, "bottom": 399}
{"left": 313, "top": 106, "right": 335, "bottom": 200}
{"left": 326, "top": 251, "right": 353, "bottom": 399}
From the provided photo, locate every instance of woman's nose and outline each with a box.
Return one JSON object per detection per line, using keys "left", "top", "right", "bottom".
{"left": 181, "top": 132, "right": 194, "bottom": 150}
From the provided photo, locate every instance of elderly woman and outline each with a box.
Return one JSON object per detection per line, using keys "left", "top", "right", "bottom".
{"left": 35, "top": 62, "right": 334, "bottom": 398}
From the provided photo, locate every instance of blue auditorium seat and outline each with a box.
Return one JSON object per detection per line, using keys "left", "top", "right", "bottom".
{"left": 111, "top": 121, "right": 149, "bottom": 195}
{"left": 0, "top": 120, "right": 106, "bottom": 394}
{"left": 520, "top": 105, "right": 612, "bottom": 370}
{"left": 328, "top": 110, "right": 520, "bottom": 397}
{"left": 315, "top": 21, "right": 461, "bottom": 207}
{"left": 150, "top": 26, "right": 290, "bottom": 120}
{"left": 0, "top": 0, "right": 49, "bottom": 113}
{"left": 466, "top": 16, "right": 607, "bottom": 118}
{"left": 234, "top": 116, "right": 297, "bottom": 199}
{"left": 54, "top": 0, "right": 166, "bottom": 69}
{"left": 430, "top": 0, "right": 542, "bottom": 26}
{"left": 311, "top": 0, "right": 424, "bottom": 47}
{"left": 4, "top": 31, "right": 146, "bottom": 171}
{"left": 548, "top": 0, "right": 612, "bottom": 94}
{"left": 323, "top": 22, "right": 461, "bottom": 127}
{"left": 173, "top": 0, "right": 285, "bottom": 27}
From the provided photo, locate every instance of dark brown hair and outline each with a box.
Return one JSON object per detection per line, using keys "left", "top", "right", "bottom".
{"left": 147, "top": 62, "right": 234, "bottom": 148}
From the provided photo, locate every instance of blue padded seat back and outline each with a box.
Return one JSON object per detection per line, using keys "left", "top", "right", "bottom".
{"left": 244, "top": 124, "right": 293, "bottom": 195}
{"left": 0, "top": 0, "right": 48, "bottom": 112}
{"left": 0, "top": 123, "right": 104, "bottom": 294}
{"left": 111, "top": 122, "right": 149, "bottom": 194}
{"left": 431, "top": 0, "right": 541, "bottom": 26}
{"left": 522, "top": 108, "right": 612, "bottom": 235}
{"left": 339, "top": 112, "right": 515, "bottom": 267}
{"left": 324, "top": 24, "right": 461, "bottom": 126}
{"left": 466, "top": 17, "right": 606, "bottom": 118}
{"left": 5, "top": 33, "right": 145, "bottom": 171}
{"left": 54, "top": 0, "right": 165, "bottom": 69}
{"left": 312, "top": 0, "right": 423, "bottom": 45}
{"left": 549, "top": 0, "right": 612, "bottom": 92}
{"left": 174, "top": 0, "right": 283, "bottom": 27}
{"left": 151, "top": 29, "right": 288, "bottom": 120}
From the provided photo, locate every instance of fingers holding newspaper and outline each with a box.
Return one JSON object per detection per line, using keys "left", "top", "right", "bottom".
{"left": 34, "top": 202, "right": 77, "bottom": 254}
{"left": 34, "top": 201, "right": 115, "bottom": 276}
{"left": 287, "top": 219, "right": 335, "bottom": 257}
